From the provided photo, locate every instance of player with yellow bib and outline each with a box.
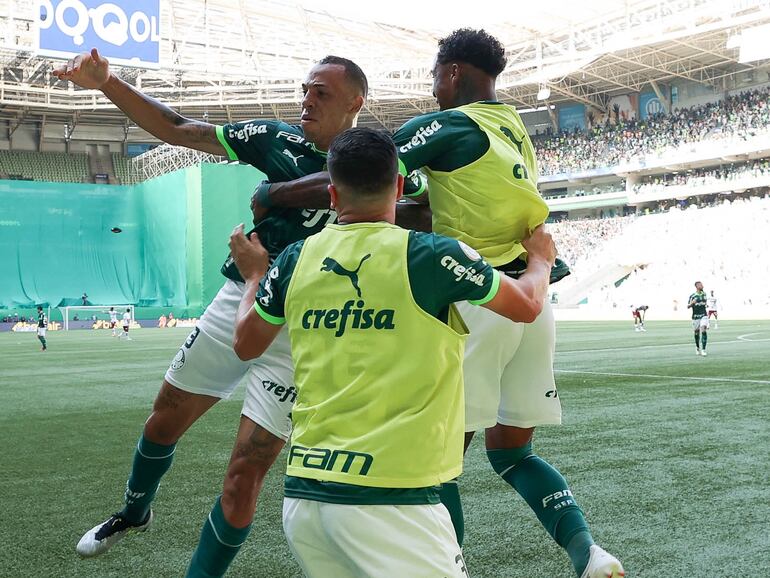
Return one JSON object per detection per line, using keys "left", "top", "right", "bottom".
{"left": 230, "top": 128, "right": 556, "bottom": 577}
{"left": 391, "top": 29, "right": 625, "bottom": 578}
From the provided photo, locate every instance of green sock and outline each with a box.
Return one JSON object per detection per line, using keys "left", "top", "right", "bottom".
{"left": 38, "top": 336, "right": 47, "bottom": 349}
{"left": 119, "top": 434, "right": 176, "bottom": 524}
{"left": 438, "top": 479, "right": 464, "bottom": 547}
{"left": 488, "top": 444, "right": 594, "bottom": 577}
{"left": 694, "top": 332, "right": 700, "bottom": 348}
{"left": 186, "top": 496, "right": 252, "bottom": 578}
{"left": 701, "top": 332, "right": 707, "bottom": 349}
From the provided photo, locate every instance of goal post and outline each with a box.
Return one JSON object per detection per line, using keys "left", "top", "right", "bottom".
{"left": 59, "top": 305, "right": 135, "bottom": 331}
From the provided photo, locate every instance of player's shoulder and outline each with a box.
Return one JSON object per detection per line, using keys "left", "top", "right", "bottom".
{"left": 409, "top": 231, "right": 482, "bottom": 261}
{"left": 274, "top": 238, "right": 306, "bottom": 267}
{"left": 221, "top": 118, "right": 280, "bottom": 138}
{"left": 394, "top": 109, "right": 472, "bottom": 143}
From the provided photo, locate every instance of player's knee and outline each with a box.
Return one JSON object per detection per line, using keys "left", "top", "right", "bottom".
{"left": 487, "top": 441, "right": 533, "bottom": 476}
{"left": 143, "top": 410, "right": 187, "bottom": 445}
{"left": 144, "top": 412, "right": 184, "bottom": 446}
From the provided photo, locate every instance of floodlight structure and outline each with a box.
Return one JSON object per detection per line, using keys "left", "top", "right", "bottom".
{"left": 0, "top": 0, "right": 764, "bottom": 145}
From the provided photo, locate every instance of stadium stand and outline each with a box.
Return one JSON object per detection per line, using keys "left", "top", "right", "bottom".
{"left": 633, "top": 159, "right": 770, "bottom": 195}
{"left": 550, "top": 215, "right": 635, "bottom": 273}
{"left": 535, "top": 87, "right": 770, "bottom": 176}
{"left": 0, "top": 150, "right": 90, "bottom": 183}
{"left": 111, "top": 153, "right": 138, "bottom": 185}
{"left": 550, "top": 194, "right": 770, "bottom": 313}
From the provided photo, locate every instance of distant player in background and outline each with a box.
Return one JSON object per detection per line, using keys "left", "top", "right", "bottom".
{"left": 631, "top": 305, "right": 647, "bottom": 331}
{"left": 118, "top": 308, "right": 132, "bottom": 341}
{"left": 688, "top": 281, "right": 709, "bottom": 356}
{"left": 707, "top": 290, "right": 719, "bottom": 329}
{"left": 36, "top": 306, "right": 48, "bottom": 351}
{"left": 109, "top": 307, "right": 118, "bottom": 337}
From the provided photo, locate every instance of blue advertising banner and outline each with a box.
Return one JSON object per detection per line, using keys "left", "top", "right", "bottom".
{"left": 37, "top": 0, "right": 160, "bottom": 68}
{"left": 640, "top": 91, "right": 666, "bottom": 119}
{"left": 558, "top": 104, "right": 586, "bottom": 132}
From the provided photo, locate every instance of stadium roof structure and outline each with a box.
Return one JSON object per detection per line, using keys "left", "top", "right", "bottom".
{"left": 0, "top": 0, "right": 768, "bottom": 133}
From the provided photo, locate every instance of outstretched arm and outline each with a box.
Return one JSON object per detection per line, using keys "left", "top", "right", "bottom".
{"left": 54, "top": 48, "right": 225, "bottom": 156}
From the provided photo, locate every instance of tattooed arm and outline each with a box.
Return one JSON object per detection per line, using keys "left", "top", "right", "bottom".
{"left": 54, "top": 48, "right": 225, "bottom": 156}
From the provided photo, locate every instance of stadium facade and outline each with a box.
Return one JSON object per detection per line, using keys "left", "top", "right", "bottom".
{"left": 1, "top": 0, "right": 769, "bottom": 320}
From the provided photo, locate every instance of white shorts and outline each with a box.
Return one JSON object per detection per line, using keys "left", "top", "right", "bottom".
{"left": 692, "top": 316, "right": 710, "bottom": 331}
{"left": 164, "top": 279, "right": 295, "bottom": 440}
{"left": 37, "top": 327, "right": 46, "bottom": 337}
{"left": 459, "top": 299, "right": 561, "bottom": 431}
{"left": 283, "top": 498, "right": 468, "bottom": 578}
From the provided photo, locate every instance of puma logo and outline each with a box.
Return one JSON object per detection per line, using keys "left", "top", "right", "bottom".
{"left": 321, "top": 254, "right": 371, "bottom": 298}
{"left": 500, "top": 126, "right": 524, "bottom": 155}
{"left": 282, "top": 149, "right": 304, "bottom": 166}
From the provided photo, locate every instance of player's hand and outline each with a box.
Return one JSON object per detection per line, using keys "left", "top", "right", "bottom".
{"left": 53, "top": 48, "right": 110, "bottom": 89}
{"left": 522, "top": 225, "right": 557, "bottom": 266}
{"left": 229, "top": 224, "right": 269, "bottom": 282}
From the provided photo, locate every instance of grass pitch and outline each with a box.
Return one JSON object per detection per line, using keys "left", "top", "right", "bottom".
{"left": 1, "top": 320, "right": 768, "bottom": 577}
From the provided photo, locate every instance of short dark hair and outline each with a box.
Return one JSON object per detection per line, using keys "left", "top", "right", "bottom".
{"left": 436, "top": 28, "right": 507, "bottom": 77}
{"left": 327, "top": 128, "right": 398, "bottom": 196}
{"left": 318, "top": 55, "right": 368, "bottom": 98}
{"left": 37, "top": 306, "right": 43, "bottom": 311}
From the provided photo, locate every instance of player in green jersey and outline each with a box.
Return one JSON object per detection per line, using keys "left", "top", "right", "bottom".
{"left": 253, "top": 29, "right": 622, "bottom": 578}
{"left": 229, "top": 127, "right": 556, "bottom": 577}
{"left": 688, "top": 281, "right": 710, "bottom": 356}
{"left": 36, "top": 306, "right": 48, "bottom": 351}
{"left": 55, "top": 51, "right": 425, "bottom": 576}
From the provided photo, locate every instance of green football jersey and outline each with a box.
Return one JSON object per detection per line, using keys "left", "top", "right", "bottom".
{"left": 216, "top": 121, "right": 425, "bottom": 282}
{"left": 37, "top": 312, "right": 46, "bottom": 328}
{"left": 689, "top": 291, "right": 708, "bottom": 319}
{"left": 216, "top": 120, "right": 331, "bottom": 282}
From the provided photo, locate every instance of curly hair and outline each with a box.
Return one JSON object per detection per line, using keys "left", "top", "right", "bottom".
{"left": 436, "top": 28, "right": 507, "bottom": 77}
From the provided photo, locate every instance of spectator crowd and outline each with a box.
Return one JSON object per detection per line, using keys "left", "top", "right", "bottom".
{"left": 534, "top": 87, "right": 770, "bottom": 175}
{"left": 633, "top": 159, "right": 770, "bottom": 194}
{"left": 549, "top": 215, "right": 634, "bottom": 271}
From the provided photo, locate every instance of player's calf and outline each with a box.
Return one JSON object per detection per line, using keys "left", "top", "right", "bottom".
{"left": 75, "top": 382, "right": 217, "bottom": 558}
{"left": 486, "top": 426, "right": 622, "bottom": 577}
{"left": 185, "top": 418, "right": 285, "bottom": 578}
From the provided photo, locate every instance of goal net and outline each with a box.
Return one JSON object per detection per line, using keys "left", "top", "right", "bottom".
{"left": 59, "top": 305, "right": 135, "bottom": 331}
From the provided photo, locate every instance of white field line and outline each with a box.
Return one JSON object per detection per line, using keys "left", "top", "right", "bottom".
{"left": 558, "top": 332, "right": 770, "bottom": 355}
{"left": 554, "top": 369, "right": 770, "bottom": 386}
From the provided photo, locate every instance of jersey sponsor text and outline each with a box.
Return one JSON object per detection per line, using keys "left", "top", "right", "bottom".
{"left": 441, "top": 255, "right": 486, "bottom": 286}
{"left": 398, "top": 119, "right": 443, "bottom": 153}
{"left": 228, "top": 123, "right": 267, "bottom": 143}
{"left": 301, "top": 299, "right": 395, "bottom": 337}
{"left": 288, "top": 445, "right": 374, "bottom": 476}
